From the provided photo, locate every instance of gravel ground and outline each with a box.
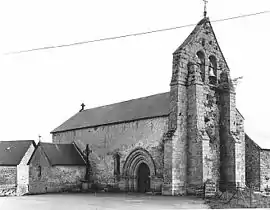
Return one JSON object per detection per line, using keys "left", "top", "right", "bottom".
{"left": 0, "top": 192, "right": 209, "bottom": 210}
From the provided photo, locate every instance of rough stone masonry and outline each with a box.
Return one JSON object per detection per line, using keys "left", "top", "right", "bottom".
{"left": 51, "top": 17, "right": 246, "bottom": 195}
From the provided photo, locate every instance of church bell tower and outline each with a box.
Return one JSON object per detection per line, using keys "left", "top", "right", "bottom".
{"left": 163, "top": 13, "right": 245, "bottom": 195}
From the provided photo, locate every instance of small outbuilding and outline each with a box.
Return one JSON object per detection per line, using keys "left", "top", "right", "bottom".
{"left": 28, "top": 142, "right": 86, "bottom": 194}
{"left": 0, "top": 140, "right": 36, "bottom": 196}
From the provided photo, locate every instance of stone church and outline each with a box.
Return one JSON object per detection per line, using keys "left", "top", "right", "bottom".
{"left": 51, "top": 16, "right": 246, "bottom": 195}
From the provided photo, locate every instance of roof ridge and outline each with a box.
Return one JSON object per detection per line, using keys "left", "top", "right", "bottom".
{"left": 82, "top": 91, "right": 169, "bottom": 112}
{"left": 0, "top": 140, "right": 35, "bottom": 142}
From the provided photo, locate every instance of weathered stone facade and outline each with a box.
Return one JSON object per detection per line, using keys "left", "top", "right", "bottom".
{"left": 245, "top": 134, "right": 261, "bottom": 190}
{"left": 51, "top": 17, "right": 247, "bottom": 195}
{"left": 0, "top": 141, "right": 35, "bottom": 196}
{"left": 53, "top": 117, "right": 167, "bottom": 192}
{"left": 28, "top": 144, "right": 85, "bottom": 194}
{"left": 17, "top": 143, "right": 35, "bottom": 195}
{"left": 0, "top": 167, "right": 17, "bottom": 196}
{"left": 163, "top": 17, "right": 245, "bottom": 195}
{"left": 260, "top": 150, "right": 270, "bottom": 191}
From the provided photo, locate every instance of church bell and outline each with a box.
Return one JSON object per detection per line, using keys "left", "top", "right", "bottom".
{"left": 209, "top": 67, "right": 215, "bottom": 77}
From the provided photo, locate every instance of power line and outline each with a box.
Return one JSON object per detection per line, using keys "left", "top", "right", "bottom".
{"left": 4, "top": 10, "right": 270, "bottom": 55}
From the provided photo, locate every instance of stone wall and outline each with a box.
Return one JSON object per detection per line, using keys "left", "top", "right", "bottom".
{"left": 235, "top": 110, "right": 245, "bottom": 187}
{"left": 168, "top": 17, "right": 245, "bottom": 194}
{"left": 29, "top": 165, "right": 85, "bottom": 194}
{"left": 17, "top": 165, "right": 29, "bottom": 195}
{"left": 29, "top": 146, "right": 85, "bottom": 194}
{"left": 53, "top": 116, "right": 168, "bottom": 192}
{"left": 0, "top": 166, "right": 17, "bottom": 196}
{"left": 245, "top": 134, "right": 260, "bottom": 190}
{"left": 170, "top": 19, "right": 226, "bottom": 194}
{"left": 17, "top": 143, "right": 36, "bottom": 195}
{"left": 260, "top": 150, "right": 270, "bottom": 191}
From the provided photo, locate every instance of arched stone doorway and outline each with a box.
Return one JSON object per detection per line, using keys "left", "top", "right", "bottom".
{"left": 122, "top": 147, "right": 156, "bottom": 192}
{"left": 137, "top": 162, "right": 150, "bottom": 193}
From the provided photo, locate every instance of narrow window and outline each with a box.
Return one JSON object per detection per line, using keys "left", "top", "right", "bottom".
{"left": 209, "top": 55, "right": 217, "bottom": 85}
{"left": 38, "top": 166, "right": 42, "bottom": 178}
{"left": 196, "top": 51, "right": 205, "bottom": 82}
{"left": 114, "top": 153, "right": 120, "bottom": 175}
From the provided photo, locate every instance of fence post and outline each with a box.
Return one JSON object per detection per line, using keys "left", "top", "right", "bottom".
{"left": 249, "top": 186, "right": 252, "bottom": 208}
{"left": 236, "top": 182, "right": 239, "bottom": 205}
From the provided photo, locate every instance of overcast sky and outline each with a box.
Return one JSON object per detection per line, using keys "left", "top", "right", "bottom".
{"left": 0, "top": 0, "right": 270, "bottom": 148}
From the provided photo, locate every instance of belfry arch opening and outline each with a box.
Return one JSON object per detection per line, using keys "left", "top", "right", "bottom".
{"left": 196, "top": 51, "right": 205, "bottom": 82}
{"left": 209, "top": 55, "right": 217, "bottom": 85}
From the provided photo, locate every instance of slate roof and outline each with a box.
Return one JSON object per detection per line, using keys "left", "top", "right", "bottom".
{"left": 38, "top": 142, "right": 86, "bottom": 166}
{"left": 0, "top": 140, "right": 35, "bottom": 166}
{"left": 51, "top": 92, "right": 170, "bottom": 133}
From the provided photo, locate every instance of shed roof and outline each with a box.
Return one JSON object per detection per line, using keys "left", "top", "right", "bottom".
{"left": 0, "top": 140, "right": 36, "bottom": 166}
{"left": 51, "top": 92, "right": 170, "bottom": 133}
{"left": 38, "top": 142, "right": 86, "bottom": 166}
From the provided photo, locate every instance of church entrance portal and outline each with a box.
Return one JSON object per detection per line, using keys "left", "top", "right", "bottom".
{"left": 137, "top": 163, "right": 150, "bottom": 193}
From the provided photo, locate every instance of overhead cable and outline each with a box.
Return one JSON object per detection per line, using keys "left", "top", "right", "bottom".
{"left": 4, "top": 10, "right": 270, "bottom": 55}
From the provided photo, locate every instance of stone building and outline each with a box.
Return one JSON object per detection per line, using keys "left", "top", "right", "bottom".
{"left": 28, "top": 142, "right": 86, "bottom": 194}
{"left": 0, "top": 140, "right": 36, "bottom": 196}
{"left": 51, "top": 16, "right": 247, "bottom": 195}
{"left": 245, "top": 134, "right": 270, "bottom": 192}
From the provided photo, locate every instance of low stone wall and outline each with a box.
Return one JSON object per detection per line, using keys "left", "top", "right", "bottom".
{"left": 17, "top": 165, "right": 30, "bottom": 195}
{"left": 29, "top": 165, "right": 85, "bottom": 194}
{"left": 0, "top": 166, "right": 17, "bottom": 196}
{"left": 260, "top": 150, "right": 270, "bottom": 191}
{"left": 0, "top": 185, "right": 16, "bottom": 196}
{"left": 245, "top": 134, "right": 261, "bottom": 190}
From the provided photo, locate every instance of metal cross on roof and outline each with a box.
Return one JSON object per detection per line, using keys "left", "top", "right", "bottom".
{"left": 80, "top": 103, "right": 85, "bottom": 112}
{"left": 203, "top": 0, "right": 208, "bottom": 17}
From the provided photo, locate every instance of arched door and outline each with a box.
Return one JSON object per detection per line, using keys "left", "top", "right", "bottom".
{"left": 137, "top": 163, "right": 150, "bottom": 193}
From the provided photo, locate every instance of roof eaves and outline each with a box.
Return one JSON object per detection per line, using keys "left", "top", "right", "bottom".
{"left": 261, "top": 148, "right": 270, "bottom": 152}
{"left": 51, "top": 163, "right": 86, "bottom": 166}
{"left": 0, "top": 164, "right": 17, "bottom": 166}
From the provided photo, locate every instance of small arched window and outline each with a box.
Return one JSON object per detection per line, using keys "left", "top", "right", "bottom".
{"left": 196, "top": 51, "right": 205, "bottom": 82}
{"left": 209, "top": 55, "right": 217, "bottom": 85}
{"left": 114, "top": 153, "right": 120, "bottom": 175}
